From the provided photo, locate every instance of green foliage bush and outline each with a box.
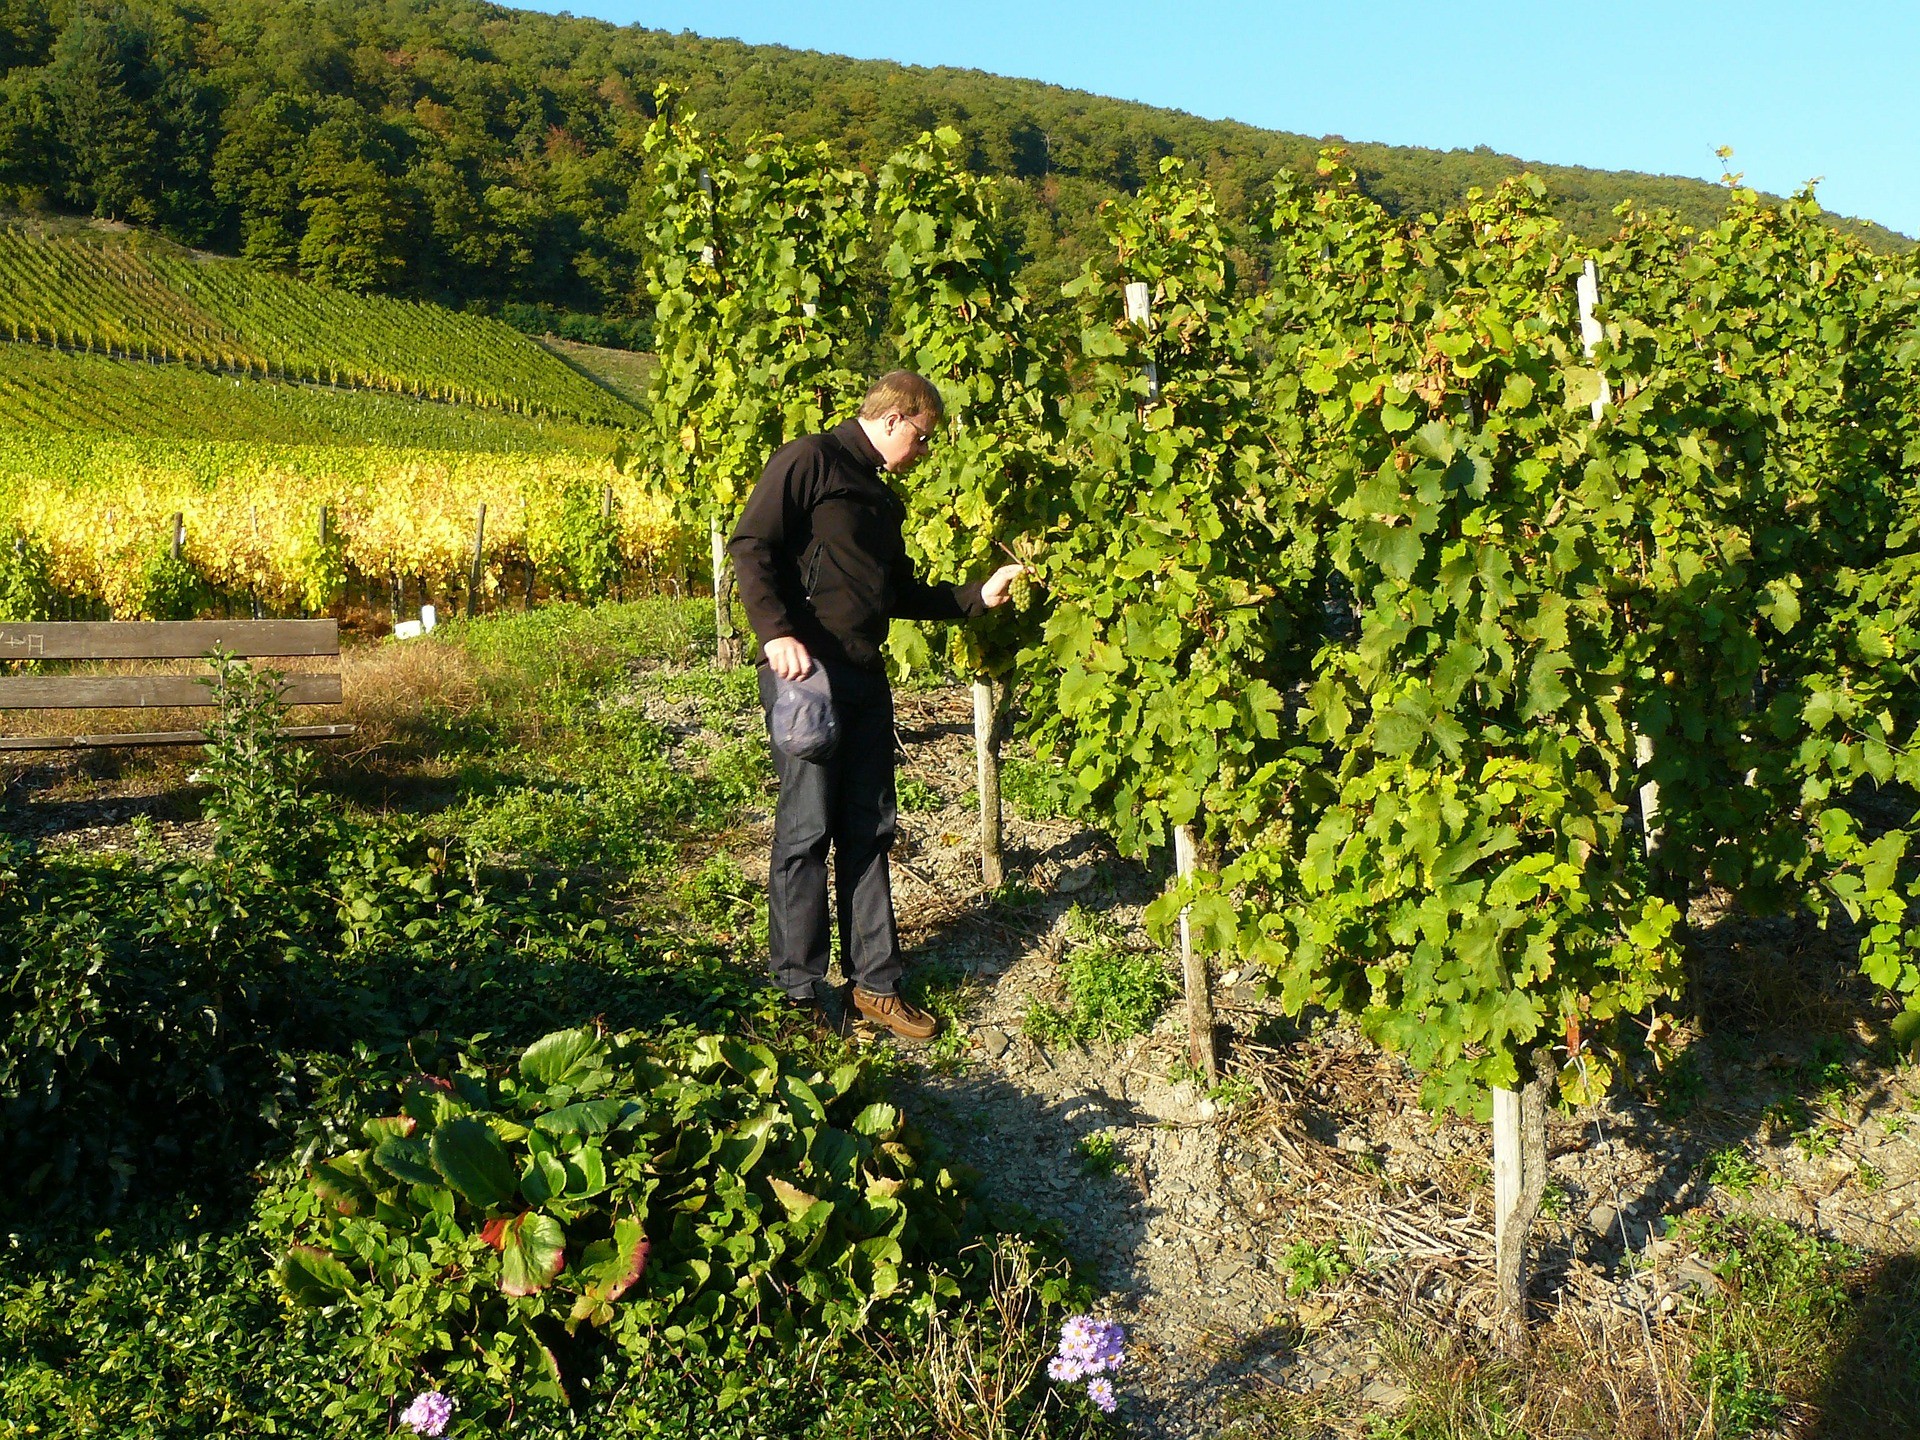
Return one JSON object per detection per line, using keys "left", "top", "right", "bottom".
{"left": 499, "top": 303, "right": 654, "bottom": 352}
{"left": 271, "top": 1027, "right": 977, "bottom": 1411}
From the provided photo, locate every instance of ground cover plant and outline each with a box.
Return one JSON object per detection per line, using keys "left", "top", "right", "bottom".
{"left": 0, "top": 603, "right": 1102, "bottom": 1439}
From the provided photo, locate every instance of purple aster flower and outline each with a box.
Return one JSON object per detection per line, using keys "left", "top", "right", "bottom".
{"left": 1047, "top": 1354, "right": 1083, "bottom": 1382}
{"left": 400, "top": 1390, "right": 455, "bottom": 1437}
{"left": 1056, "top": 1315, "right": 1127, "bottom": 1375}
{"left": 1085, "top": 1376, "right": 1118, "bottom": 1413}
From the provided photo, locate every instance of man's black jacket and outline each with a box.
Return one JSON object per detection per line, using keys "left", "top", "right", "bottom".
{"left": 729, "top": 419, "right": 985, "bottom": 672}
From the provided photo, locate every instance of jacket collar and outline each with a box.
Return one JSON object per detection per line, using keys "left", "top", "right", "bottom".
{"left": 831, "top": 418, "right": 885, "bottom": 472}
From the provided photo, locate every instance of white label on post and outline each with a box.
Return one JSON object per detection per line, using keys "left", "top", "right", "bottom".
{"left": 1123, "top": 281, "right": 1151, "bottom": 325}
{"left": 1576, "top": 259, "right": 1613, "bottom": 422}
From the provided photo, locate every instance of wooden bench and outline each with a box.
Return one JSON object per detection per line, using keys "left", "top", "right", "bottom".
{"left": 0, "top": 620, "right": 354, "bottom": 751}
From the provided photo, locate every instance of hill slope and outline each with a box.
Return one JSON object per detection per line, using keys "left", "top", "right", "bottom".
{"left": 0, "top": 0, "right": 1903, "bottom": 326}
{"left": 0, "top": 222, "right": 640, "bottom": 427}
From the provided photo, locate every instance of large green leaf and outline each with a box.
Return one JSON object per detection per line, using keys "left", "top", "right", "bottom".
{"left": 371, "top": 1136, "right": 440, "bottom": 1189}
{"left": 431, "top": 1118, "right": 518, "bottom": 1209}
{"left": 499, "top": 1212, "right": 568, "bottom": 1296}
{"left": 279, "top": 1245, "right": 355, "bottom": 1306}
{"left": 519, "top": 1029, "right": 609, "bottom": 1091}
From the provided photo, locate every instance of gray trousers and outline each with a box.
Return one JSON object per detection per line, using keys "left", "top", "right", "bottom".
{"left": 758, "top": 661, "right": 903, "bottom": 1000}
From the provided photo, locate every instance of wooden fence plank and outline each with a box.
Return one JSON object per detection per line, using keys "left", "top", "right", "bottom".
{"left": 0, "top": 620, "right": 339, "bottom": 661}
{"left": 0, "top": 723, "right": 356, "bottom": 752}
{"left": 0, "top": 674, "right": 343, "bottom": 709}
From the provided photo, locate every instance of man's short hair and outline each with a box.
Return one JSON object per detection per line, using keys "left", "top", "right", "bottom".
{"left": 859, "top": 371, "right": 944, "bottom": 424}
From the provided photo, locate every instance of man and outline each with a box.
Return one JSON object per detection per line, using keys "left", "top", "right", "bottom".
{"left": 729, "top": 371, "right": 1023, "bottom": 1040}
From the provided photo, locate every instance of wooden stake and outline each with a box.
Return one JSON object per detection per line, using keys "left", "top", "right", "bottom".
{"left": 973, "top": 679, "right": 1004, "bottom": 889}
{"left": 467, "top": 503, "right": 487, "bottom": 618}
{"left": 169, "top": 512, "right": 184, "bottom": 560}
{"left": 1175, "top": 823, "right": 1217, "bottom": 1081}
{"left": 1492, "top": 1049, "right": 1554, "bottom": 1354}
{"left": 711, "top": 516, "right": 742, "bottom": 668}
{"left": 1635, "top": 729, "right": 1662, "bottom": 858}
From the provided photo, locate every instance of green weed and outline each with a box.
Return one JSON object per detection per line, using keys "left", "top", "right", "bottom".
{"left": 1023, "top": 917, "right": 1175, "bottom": 1048}
{"left": 1656, "top": 1051, "right": 1706, "bottom": 1118}
{"left": 1689, "top": 1346, "right": 1783, "bottom": 1437}
{"left": 1001, "top": 753, "right": 1070, "bottom": 819}
{"left": 1208, "top": 1073, "right": 1257, "bottom": 1111}
{"left": 1681, "top": 1212, "right": 1860, "bottom": 1436}
{"left": 1077, "top": 1131, "right": 1126, "bottom": 1177}
{"left": 1279, "top": 1240, "right": 1350, "bottom": 1297}
{"left": 897, "top": 777, "right": 944, "bottom": 813}
{"left": 903, "top": 960, "right": 975, "bottom": 1069}
{"left": 1707, "top": 1147, "right": 1767, "bottom": 1197}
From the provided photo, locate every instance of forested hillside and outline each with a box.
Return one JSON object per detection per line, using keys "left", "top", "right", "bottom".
{"left": 0, "top": 0, "right": 1906, "bottom": 332}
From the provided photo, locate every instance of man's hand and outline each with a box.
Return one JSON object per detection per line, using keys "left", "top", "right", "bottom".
{"left": 764, "top": 636, "right": 815, "bottom": 681}
{"left": 980, "top": 563, "right": 1027, "bottom": 609}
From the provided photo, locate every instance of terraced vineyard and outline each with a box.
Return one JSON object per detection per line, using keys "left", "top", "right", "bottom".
{"left": 0, "top": 348, "right": 624, "bottom": 454}
{"left": 0, "top": 225, "right": 638, "bottom": 427}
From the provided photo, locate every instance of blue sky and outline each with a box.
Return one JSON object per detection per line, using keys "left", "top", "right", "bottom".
{"left": 518, "top": 0, "right": 1919, "bottom": 238}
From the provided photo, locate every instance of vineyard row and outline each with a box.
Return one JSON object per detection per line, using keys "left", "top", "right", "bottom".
{"left": 0, "top": 434, "right": 686, "bottom": 619}
{"left": 0, "top": 227, "right": 641, "bottom": 429}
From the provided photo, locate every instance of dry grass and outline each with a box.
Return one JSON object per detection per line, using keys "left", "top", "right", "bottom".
{"left": 872, "top": 1241, "right": 1083, "bottom": 1440}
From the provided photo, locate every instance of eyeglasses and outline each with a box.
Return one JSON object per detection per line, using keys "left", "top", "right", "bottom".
{"left": 895, "top": 414, "right": 935, "bottom": 448}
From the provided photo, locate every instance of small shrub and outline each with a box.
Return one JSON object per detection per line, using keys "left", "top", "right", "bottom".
{"left": 199, "top": 651, "right": 330, "bottom": 866}
{"left": 1002, "top": 753, "right": 1069, "bottom": 820}
{"left": 1023, "top": 912, "right": 1174, "bottom": 1047}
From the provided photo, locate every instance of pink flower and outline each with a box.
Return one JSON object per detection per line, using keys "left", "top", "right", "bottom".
{"left": 400, "top": 1390, "right": 455, "bottom": 1437}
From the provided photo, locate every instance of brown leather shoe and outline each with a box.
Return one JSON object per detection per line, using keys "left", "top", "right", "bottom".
{"left": 852, "top": 988, "right": 940, "bottom": 1041}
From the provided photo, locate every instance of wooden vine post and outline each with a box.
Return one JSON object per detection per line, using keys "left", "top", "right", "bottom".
{"left": 1174, "top": 822, "right": 1217, "bottom": 1081}
{"left": 1491, "top": 1049, "right": 1554, "bottom": 1351}
{"left": 973, "top": 678, "right": 1005, "bottom": 889}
